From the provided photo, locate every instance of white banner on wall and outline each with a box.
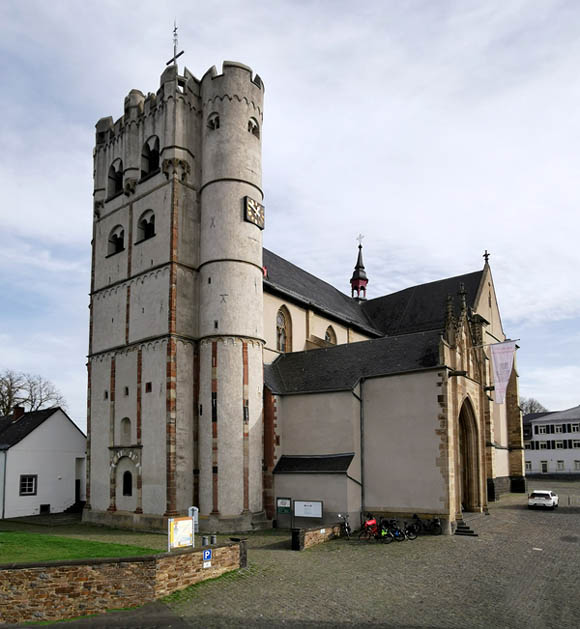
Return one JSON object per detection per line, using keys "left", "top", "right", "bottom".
{"left": 490, "top": 341, "right": 516, "bottom": 404}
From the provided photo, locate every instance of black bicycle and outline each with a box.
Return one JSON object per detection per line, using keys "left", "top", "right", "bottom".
{"left": 409, "top": 514, "right": 442, "bottom": 536}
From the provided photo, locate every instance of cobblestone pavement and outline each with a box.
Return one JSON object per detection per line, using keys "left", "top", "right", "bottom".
{"left": 9, "top": 481, "right": 580, "bottom": 628}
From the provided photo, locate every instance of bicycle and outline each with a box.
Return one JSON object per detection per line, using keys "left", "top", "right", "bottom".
{"left": 409, "top": 514, "right": 442, "bottom": 535}
{"left": 338, "top": 513, "right": 352, "bottom": 539}
{"left": 380, "top": 518, "right": 407, "bottom": 542}
{"left": 358, "top": 513, "right": 380, "bottom": 541}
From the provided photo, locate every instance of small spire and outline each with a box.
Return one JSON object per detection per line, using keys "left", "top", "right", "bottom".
{"left": 350, "top": 236, "right": 368, "bottom": 301}
{"left": 458, "top": 282, "right": 467, "bottom": 311}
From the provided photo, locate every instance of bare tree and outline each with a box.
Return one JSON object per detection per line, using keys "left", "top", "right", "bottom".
{"left": 520, "top": 397, "right": 548, "bottom": 415}
{"left": 0, "top": 370, "right": 67, "bottom": 416}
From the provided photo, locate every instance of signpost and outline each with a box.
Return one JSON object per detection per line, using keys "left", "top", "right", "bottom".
{"left": 203, "top": 548, "right": 212, "bottom": 569}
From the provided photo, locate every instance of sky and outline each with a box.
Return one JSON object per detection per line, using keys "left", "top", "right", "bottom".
{"left": 1, "top": 0, "right": 579, "bottom": 430}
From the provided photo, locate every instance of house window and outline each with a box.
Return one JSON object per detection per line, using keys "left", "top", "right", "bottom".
{"left": 557, "top": 460, "right": 564, "bottom": 471}
{"left": 556, "top": 441, "right": 564, "bottom": 449}
{"left": 572, "top": 424, "right": 579, "bottom": 433}
{"left": 19, "top": 475, "right": 37, "bottom": 496}
{"left": 276, "top": 307, "right": 292, "bottom": 353}
{"left": 555, "top": 424, "right": 563, "bottom": 433}
{"left": 107, "top": 159, "right": 123, "bottom": 198}
{"left": 525, "top": 461, "right": 531, "bottom": 471}
{"left": 575, "top": 461, "right": 580, "bottom": 471}
{"left": 107, "top": 225, "right": 125, "bottom": 256}
{"left": 524, "top": 443, "right": 531, "bottom": 450}
{"left": 541, "top": 461, "right": 548, "bottom": 473}
{"left": 324, "top": 326, "right": 337, "bottom": 345}
{"left": 538, "top": 425, "right": 547, "bottom": 434}
{"left": 573, "top": 440, "right": 580, "bottom": 448}
{"left": 122, "top": 471, "right": 132, "bottom": 496}
{"left": 145, "top": 382, "right": 152, "bottom": 393}
{"left": 539, "top": 441, "right": 548, "bottom": 449}
{"left": 207, "top": 112, "right": 220, "bottom": 130}
{"left": 141, "top": 136, "right": 160, "bottom": 179}
{"left": 248, "top": 117, "right": 260, "bottom": 138}
{"left": 136, "top": 210, "right": 155, "bottom": 242}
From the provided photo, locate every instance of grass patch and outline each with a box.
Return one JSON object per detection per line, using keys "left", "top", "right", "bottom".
{"left": 0, "top": 531, "right": 156, "bottom": 564}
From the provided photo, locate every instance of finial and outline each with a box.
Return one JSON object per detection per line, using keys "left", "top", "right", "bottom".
{"left": 166, "top": 20, "right": 185, "bottom": 67}
{"left": 483, "top": 249, "right": 490, "bottom": 264}
{"left": 458, "top": 282, "right": 467, "bottom": 311}
{"left": 357, "top": 233, "right": 364, "bottom": 247}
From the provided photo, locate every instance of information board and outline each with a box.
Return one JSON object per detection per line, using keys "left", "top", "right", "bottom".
{"left": 276, "top": 497, "right": 291, "bottom": 514}
{"left": 293, "top": 500, "right": 323, "bottom": 518}
{"left": 168, "top": 516, "right": 194, "bottom": 551}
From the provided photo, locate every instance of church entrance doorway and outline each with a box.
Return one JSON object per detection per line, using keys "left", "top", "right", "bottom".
{"left": 457, "top": 400, "right": 480, "bottom": 513}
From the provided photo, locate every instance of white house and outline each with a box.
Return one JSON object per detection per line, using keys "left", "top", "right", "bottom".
{"left": 523, "top": 405, "right": 580, "bottom": 475}
{"left": 0, "top": 406, "right": 86, "bottom": 518}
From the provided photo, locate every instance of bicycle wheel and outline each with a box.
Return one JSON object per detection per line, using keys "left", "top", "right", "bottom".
{"left": 358, "top": 528, "right": 372, "bottom": 542}
{"left": 406, "top": 528, "right": 417, "bottom": 541}
{"left": 380, "top": 530, "right": 394, "bottom": 544}
{"left": 394, "top": 529, "right": 406, "bottom": 541}
{"left": 432, "top": 523, "right": 442, "bottom": 536}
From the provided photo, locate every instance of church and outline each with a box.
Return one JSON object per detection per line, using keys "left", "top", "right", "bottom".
{"left": 84, "top": 59, "right": 525, "bottom": 534}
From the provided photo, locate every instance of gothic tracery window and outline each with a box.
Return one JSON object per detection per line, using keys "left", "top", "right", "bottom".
{"left": 207, "top": 112, "right": 220, "bottom": 130}
{"left": 276, "top": 307, "right": 291, "bottom": 353}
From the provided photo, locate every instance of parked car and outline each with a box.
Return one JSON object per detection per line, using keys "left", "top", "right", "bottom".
{"left": 528, "top": 490, "right": 559, "bottom": 509}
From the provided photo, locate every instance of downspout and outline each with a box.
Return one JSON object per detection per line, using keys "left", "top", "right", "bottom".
{"left": 352, "top": 382, "right": 365, "bottom": 526}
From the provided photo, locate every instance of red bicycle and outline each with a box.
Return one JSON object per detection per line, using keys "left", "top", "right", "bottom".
{"left": 358, "top": 512, "right": 380, "bottom": 541}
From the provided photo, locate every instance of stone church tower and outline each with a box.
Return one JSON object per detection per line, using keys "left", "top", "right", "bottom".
{"left": 85, "top": 61, "right": 265, "bottom": 531}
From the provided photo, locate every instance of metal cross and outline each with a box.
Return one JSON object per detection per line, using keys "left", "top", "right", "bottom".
{"left": 483, "top": 249, "right": 490, "bottom": 263}
{"left": 166, "top": 20, "right": 185, "bottom": 66}
{"left": 356, "top": 234, "right": 364, "bottom": 246}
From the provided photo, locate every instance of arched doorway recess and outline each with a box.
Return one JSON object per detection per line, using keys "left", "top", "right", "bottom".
{"left": 457, "top": 399, "right": 480, "bottom": 512}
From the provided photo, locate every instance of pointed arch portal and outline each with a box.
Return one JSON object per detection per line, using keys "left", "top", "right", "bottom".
{"left": 457, "top": 399, "right": 481, "bottom": 512}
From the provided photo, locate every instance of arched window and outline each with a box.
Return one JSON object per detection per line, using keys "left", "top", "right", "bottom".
{"left": 122, "top": 471, "right": 133, "bottom": 496}
{"left": 141, "top": 136, "right": 160, "bottom": 179}
{"left": 136, "top": 210, "right": 155, "bottom": 242}
{"left": 120, "top": 417, "right": 131, "bottom": 446}
{"left": 276, "top": 307, "right": 292, "bottom": 353}
{"left": 325, "top": 326, "right": 337, "bottom": 345}
{"left": 248, "top": 117, "right": 260, "bottom": 138}
{"left": 207, "top": 112, "right": 220, "bottom": 130}
{"left": 107, "top": 159, "right": 123, "bottom": 198}
{"left": 107, "top": 225, "right": 125, "bottom": 255}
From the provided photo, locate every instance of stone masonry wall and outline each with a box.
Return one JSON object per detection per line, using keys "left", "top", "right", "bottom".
{"left": 0, "top": 542, "right": 242, "bottom": 625}
{"left": 292, "top": 524, "right": 342, "bottom": 551}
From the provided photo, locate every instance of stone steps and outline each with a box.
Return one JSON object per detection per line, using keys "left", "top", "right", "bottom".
{"left": 454, "top": 518, "right": 478, "bottom": 536}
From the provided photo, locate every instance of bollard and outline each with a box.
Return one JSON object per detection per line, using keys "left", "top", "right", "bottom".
{"left": 210, "top": 534, "right": 217, "bottom": 545}
{"left": 202, "top": 535, "right": 209, "bottom": 546}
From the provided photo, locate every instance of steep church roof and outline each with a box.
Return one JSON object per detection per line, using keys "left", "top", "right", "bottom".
{"left": 265, "top": 330, "right": 442, "bottom": 394}
{"left": 0, "top": 407, "right": 61, "bottom": 450}
{"left": 263, "top": 248, "right": 381, "bottom": 336}
{"left": 361, "top": 270, "right": 484, "bottom": 335}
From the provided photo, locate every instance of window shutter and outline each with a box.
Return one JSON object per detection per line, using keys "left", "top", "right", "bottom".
{"left": 567, "top": 424, "right": 572, "bottom": 433}
{"left": 534, "top": 425, "right": 538, "bottom": 434}
{"left": 563, "top": 441, "right": 568, "bottom": 449}
{"left": 551, "top": 440, "right": 555, "bottom": 449}
{"left": 550, "top": 424, "right": 555, "bottom": 434}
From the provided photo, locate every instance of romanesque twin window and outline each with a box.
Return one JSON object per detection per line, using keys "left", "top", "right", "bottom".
{"left": 107, "top": 159, "right": 123, "bottom": 198}
{"left": 141, "top": 137, "right": 160, "bottom": 180}
{"left": 107, "top": 225, "right": 125, "bottom": 256}
{"left": 136, "top": 210, "right": 155, "bottom": 242}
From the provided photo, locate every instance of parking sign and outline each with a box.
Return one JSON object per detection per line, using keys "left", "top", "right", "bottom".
{"left": 203, "top": 549, "right": 212, "bottom": 561}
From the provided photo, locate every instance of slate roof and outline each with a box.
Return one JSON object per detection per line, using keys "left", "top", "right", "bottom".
{"left": 265, "top": 330, "right": 442, "bottom": 394}
{"left": 0, "top": 407, "right": 61, "bottom": 450}
{"left": 263, "top": 249, "right": 381, "bottom": 336}
{"left": 361, "top": 270, "right": 484, "bottom": 336}
{"left": 523, "top": 405, "right": 580, "bottom": 425}
{"left": 273, "top": 453, "right": 355, "bottom": 474}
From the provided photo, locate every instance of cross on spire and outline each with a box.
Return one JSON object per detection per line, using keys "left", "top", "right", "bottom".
{"left": 166, "top": 20, "right": 185, "bottom": 66}
{"left": 356, "top": 233, "right": 364, "bottom": 247}
{"left": 483, "top": 249, "right": 490, "bottom": 264}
